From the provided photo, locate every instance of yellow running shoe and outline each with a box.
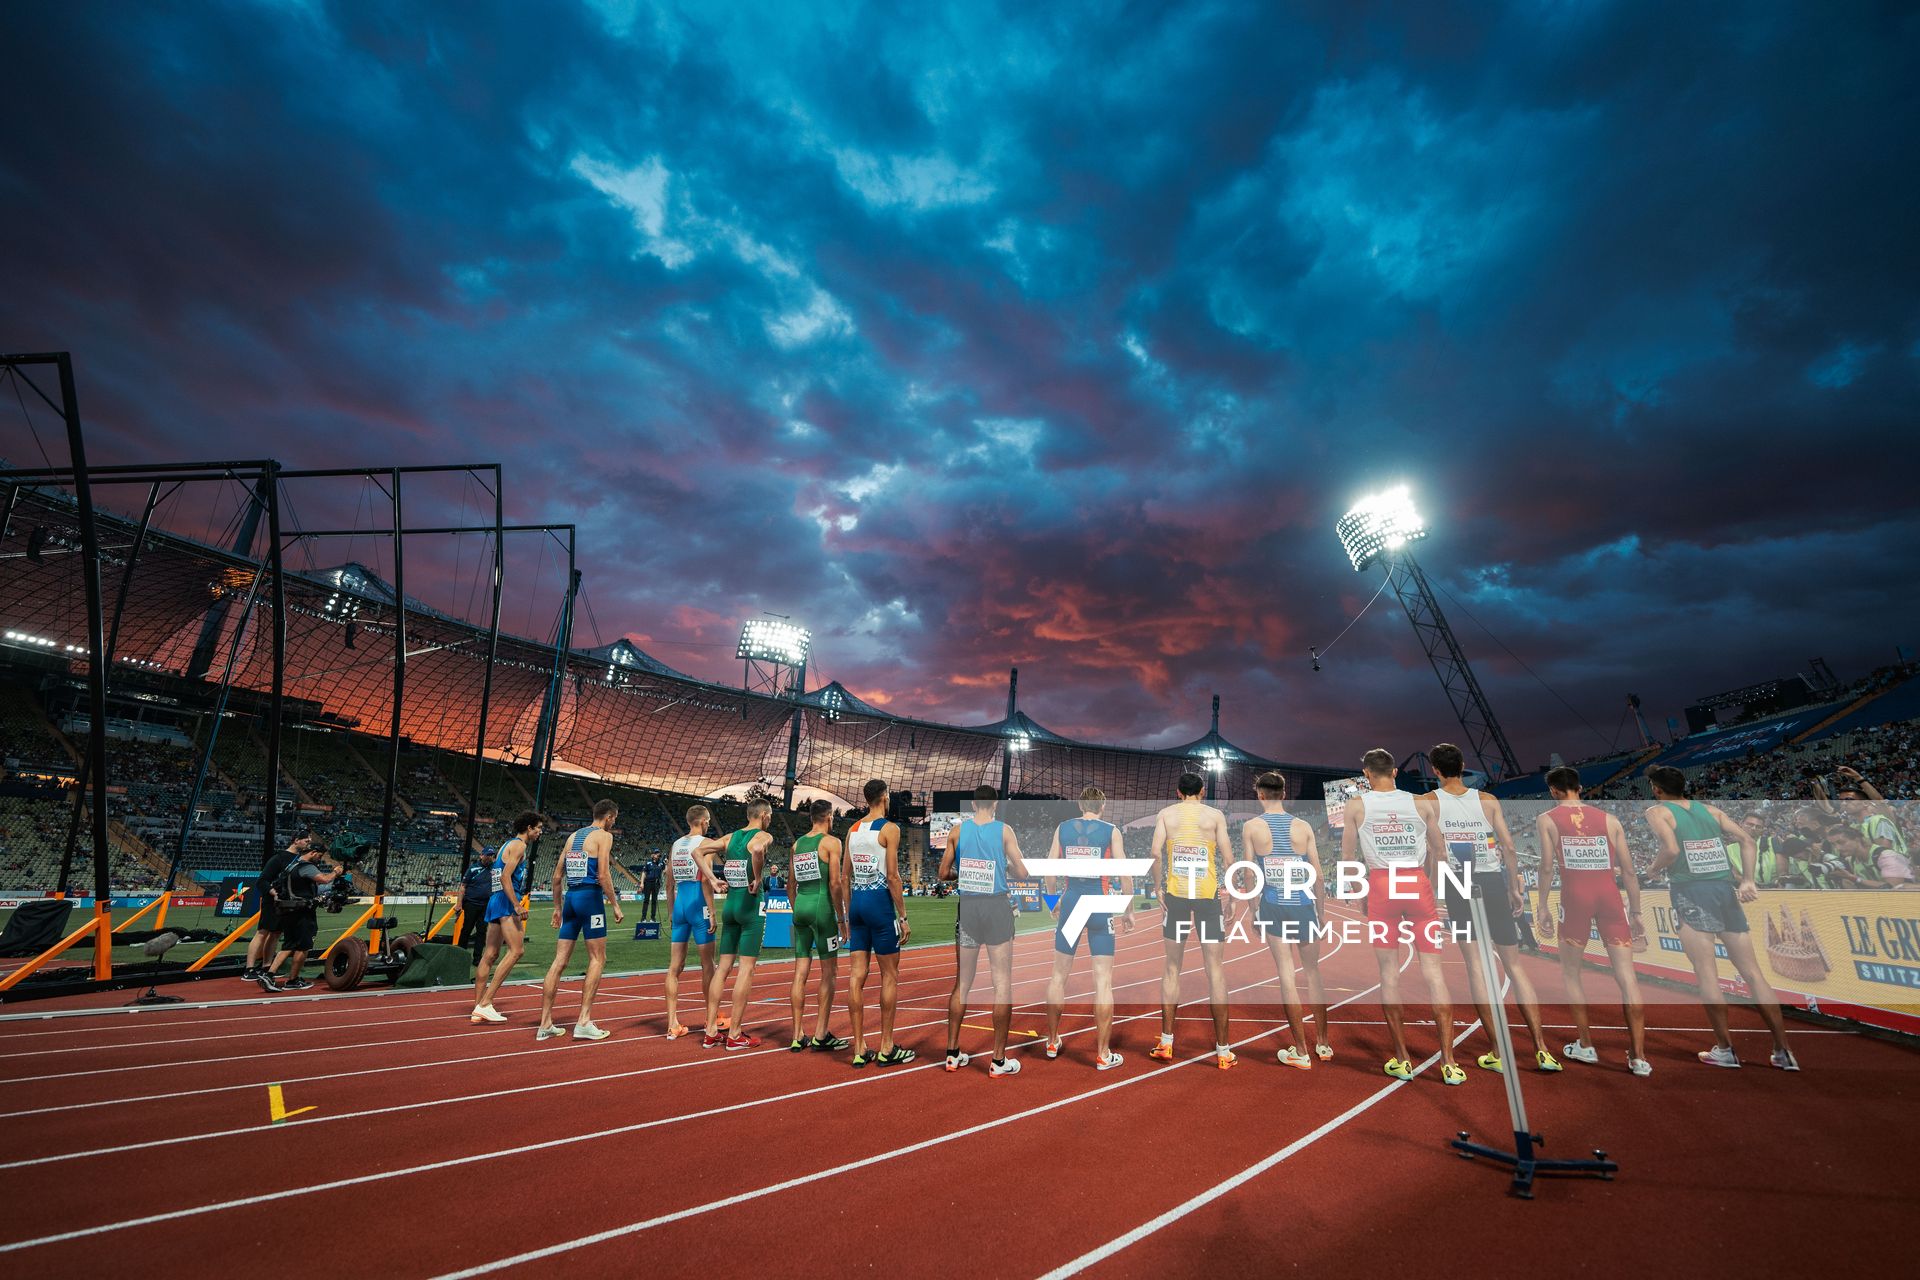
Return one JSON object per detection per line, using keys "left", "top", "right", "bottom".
{"left": 1147, "top": 1041, "right": 1175, "bottom": 1062}
{"left": 1383, "top": 1057, "right": 1413, "bottom": 1080}
{"left": 1477, "top": 1052, "right": 1504, "bottom": 1074}
{"left": 1440, "top": 1063, "right": 1466, "bottom": 1086}
{"left": 1536, "top": 1048, "right": 1563, "bottom": 1072}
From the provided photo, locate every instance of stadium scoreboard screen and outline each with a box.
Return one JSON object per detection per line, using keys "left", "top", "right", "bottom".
{"left": 1323, "top": 777, "right": 1369, "bottom": 829}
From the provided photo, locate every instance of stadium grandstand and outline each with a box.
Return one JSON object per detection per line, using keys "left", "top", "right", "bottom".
{"left": 0, "top": 479, "right": 1352, "bottom": 899}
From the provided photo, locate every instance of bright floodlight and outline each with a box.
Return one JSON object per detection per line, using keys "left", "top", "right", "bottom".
{"left": 737, "top": 618, "right": 811, "bottom": 666}
{"left": 1336, "top": 484, "right": 1428, "bottom": 572}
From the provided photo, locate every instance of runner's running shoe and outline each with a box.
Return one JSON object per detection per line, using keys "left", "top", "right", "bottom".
{"left": 1770, "top": 1048, "right": 1800, "bottom": 1072}
{"left": 1477, "top": 1052, "right": 1503, "bottom": 1074}
{"left": 1697, "top": 1044, "right": 1741, "bottom": 1069}
{"left": 724, "top": 1032, "right": 760, "bottom": 1051}
{"left": 471, "top": 1005, "right": 508, "bottom": 1024}
{"left": 1315, "top": 1042, "right": 1334, "bottom": 1061}
{"left": 1215, "top": 1049, "right": 1237, "bottom": 1070}
{"left": 1440, "top": 1063, "right": 1466, "bottom": 1086}
{"left": 1383, "top": 1057, "right": 1413, "bottom": 1080}
{"left": 945, "top": 1051, "right": 971, "bottom": 1072}
{"left": 1563, "top": 1041, "right": 1599, "bottom": 1065}
{"left": 1096, "top": 1050, "right": 1123, "bottom": 1071}
{"left": 988, "top": 1057, "right": 1021, "bottom": 1078}
{"left": 1043, "top": 1038, "right": 1063, "bottom": 1059}
{"left": 701, "top": 1030, "right": 726, "bottom": 1048}
{"left": 1628, "top": 1056, "right": 1653, "bottom": 1078}
{"left": 810, "top": 1035, "right": 851, "bottom": 1051}
{"left": 1535, "top": 1048, "right": 1563, "bottom": 1072}
{"left": 1277, "top": 1046, "right": 1312, "bottom": 1070}
{"left": 574, "top": 1022, "right": 610, "bottom": 1042}
{"left": 665, "top": 1023, "right": 692, "bottom": 1040}
{"left": 1147, "top": 1041, "right": 1175, "bottom": 1062}
{"left": 536, "top": 1025, "right": 568, "bottom": 1041}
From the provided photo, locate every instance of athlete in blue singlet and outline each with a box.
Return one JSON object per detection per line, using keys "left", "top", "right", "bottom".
{"left": 1042, "top": 787, "right": 1136, "bottom": 1069}
{"left": 940, "top": 785, "right": 1033, "bottom": 1077}
{"left": 469, "top": 810, "right": 545, "bottom": 1024}
{"left": 843, "top": 779, "right": 914, "bottom": 1066}
{"left": 664, "top": 803, "right": 724, "bottom": 1039}
{"left": 535, "top": 799, "right": 624, "bottom": 1042}
{"left": 1237, "top": 771, "right": 1328, "bottom": 1067}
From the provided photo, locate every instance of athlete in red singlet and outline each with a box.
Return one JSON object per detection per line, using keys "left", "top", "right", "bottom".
{"left": 1535, "top": 766, "right": 1649, "bottom": 1076}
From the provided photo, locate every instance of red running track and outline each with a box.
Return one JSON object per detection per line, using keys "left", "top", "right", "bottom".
{"left": 0, "top": 905, "right": 1914, "bottom": 1277}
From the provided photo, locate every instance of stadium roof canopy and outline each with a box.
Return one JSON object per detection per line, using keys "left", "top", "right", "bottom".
{"left": 0, "top": 482, "right": 1348, "bottom": 804}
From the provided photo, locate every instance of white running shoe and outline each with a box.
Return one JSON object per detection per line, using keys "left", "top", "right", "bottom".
{"left": 1314, "top": 1042, "right": 1333, "bottom": 1061}
{"left": 574, "top": 1022, "right": 610, "bottom": 1042}
{"left": 1277, "top": 1046, "right": 1312, "bottom": 1071}
{"left": 1096, "top": 1050, "right": 1123, "bottom": 1071}
{"left": 1697, "top": 1044, "right": 1741, "bottom": 1069}
{"left": 535, "top": 1024, "right": 568, "bottom": 1042}
{"left": 944, "top": 1051, "right": 971, "bottom": 1072}
{"left": 1043, "top": 1038, "right": 1062, "bottom": 1060}
{"left": 1628, "top": 1056, "right": 1653, "bottom": 1078}
{"left": 470, "top": 1005, "right": 508, "bottom": 1024}
{"left": 1562, "top": 1040, "right": 1599, "bottom": 1065}
{"left": 1770, "top": 1048, "right": 1800, "bottom": 1072}
{"left": 988, "top": 1057, "right": 1022, "bottom": 1078}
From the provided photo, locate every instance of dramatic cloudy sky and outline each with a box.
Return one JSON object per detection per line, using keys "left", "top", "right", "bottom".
{"left": 4, "top": 0, "right": 1917, "bottom": 770}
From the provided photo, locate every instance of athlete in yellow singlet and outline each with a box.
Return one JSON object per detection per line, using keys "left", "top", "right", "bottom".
{"left": 1148, "top": 772, "right": 1236, "bottom": 1068}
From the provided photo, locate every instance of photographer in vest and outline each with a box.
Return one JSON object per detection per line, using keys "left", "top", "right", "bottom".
{"left": 258, "top": 838, "right": 340, "bottom": 993}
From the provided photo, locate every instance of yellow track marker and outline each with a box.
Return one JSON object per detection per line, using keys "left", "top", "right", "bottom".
{"left": 961, "top": 1024, "right": 1038, "bottom": 1037}
{"left": 267, "top": 1084, "right": 316, "bottom": 1123}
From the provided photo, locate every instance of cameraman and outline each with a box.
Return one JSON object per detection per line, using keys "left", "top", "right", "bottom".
{"left": 258, "top": 839, "right": 340, "bottom": 993}
{"left": 243, "top": 831, "right": 317, "bottom": 984}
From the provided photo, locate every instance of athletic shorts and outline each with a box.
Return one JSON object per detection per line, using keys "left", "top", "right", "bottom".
{"left": 957, "top": 894, "right": 1015, "bottom": 949}
{"left": 1440, "top": 878, "right": 1519, "bottom": 948}
{"left": 557, "top": 886, "right": 608, "bottom": 942}
{"left": 1162, "top": 895, "right": 1224, "bottom": 944}
{"left": 717, "top": 889, "right": 764, "bottom": 958}
{"left": 1672, "top": 880, "right": 1748, "bottom": 935}
{"left": 256, "top": 898, "right": 282, "bottom": 933}
{"left": 484, "top": 889, "right": 520, "bottom": 925}
{"left": 845, "top": 885, "right": 899, "bottom": 956}
{"left": 1555, "top": 881, "right": 1631, "bottom": 948}
{"left": 790, "top": 892, "right": 840, "bottom": 960}
{"left": 1255, "top": 896, "right": 1321, "bottom": 946}
{"left": 668, "top": 881, "right": 714, "bottom": 945}
{"left": 1365, "top": 867, "right": 1444, "bottom": 953}
{"left": 280, "top": 908, "right": 317, "bottom": 952}
{"left": 1053, "top": 894, "right": 1116, "bottom": 957}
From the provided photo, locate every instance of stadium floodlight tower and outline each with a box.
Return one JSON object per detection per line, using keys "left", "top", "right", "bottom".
{"left": 738, "top": 615, "right": 811, "bottom": 697}
{"left": 1336, "top": 485, "right": 1521, "bottom": 781}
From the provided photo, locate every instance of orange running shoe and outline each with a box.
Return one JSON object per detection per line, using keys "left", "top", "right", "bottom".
{"left": 665, "top": 1023, "right": 691, "bottom": 1040}
{"left": 1147, "top": 1041, "right": 1175, "bottom": 1062}
{"left": 1216, "top": 1049, "right": 1238, "bottom": 1070}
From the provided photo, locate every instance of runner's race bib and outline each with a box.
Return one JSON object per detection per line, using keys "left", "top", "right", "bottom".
{"left": 725, "top": 858, "right": 749, "bottom": 889}
{"left": 1368, "top": 819, "right": 1422, "bottom": 865}
{"left": 851, "top": 847, "right": 881, "bottom": 885}
{"left": 793, "top": 851, "right": 821, "bottom": 882}
{"left": 1445, "top": 831, "right": 1502, "bottom": 873}
{"left": 959, "top": 856, "right": 996, "bottom": 895}
{"left": 489, "top": 867, "right": 503, "bottom": 893}
{"left": 564, "top": 851, "right": 589, "bottom": 881}
{"left": 1682, "top": 838, "right": 1731, "bottom": 876}
{"left": 1262, "top": 853, "right": 1307, "bottom": 902}
{"left": 1171, "top": 844, "right": 1210, "bottom": 880}
{"left": 1064, "top": 844, "right": 1103, "bottom": 861}
{"left": 1561, "top": 835, "right": 1612, "bottom": 872}
{"left": 671, "top": 848, "right": 696, "bottom": 881}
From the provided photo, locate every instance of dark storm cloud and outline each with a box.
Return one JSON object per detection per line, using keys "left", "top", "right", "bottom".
{"left": 3, "top": 0, "right": 1917, "bottom": 771}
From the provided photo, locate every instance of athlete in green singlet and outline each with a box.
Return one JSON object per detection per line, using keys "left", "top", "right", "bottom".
{"left": 788, "top": 799, "right": 850, "bottom": 1053}
{"left": 698, "top": 800, "right": 773, "bottom": 1050}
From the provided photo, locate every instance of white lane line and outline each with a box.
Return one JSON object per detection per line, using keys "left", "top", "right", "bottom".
{"left": 419, "top": 945, "right": 1404, "bottom": 1280}
{"left": 0, "top": 932, "right": 1333, "bottom": 1252}
{"left": 1039, "top": 1007, "right": 1482, "bottom": 1277}
{"left": 0, "top": 915, "right": 1186, "bottom": 1153}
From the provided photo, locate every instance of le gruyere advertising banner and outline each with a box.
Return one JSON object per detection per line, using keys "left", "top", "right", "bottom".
{"left": 1545, "top": 885, "right": 1920, "bottom": 1032}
